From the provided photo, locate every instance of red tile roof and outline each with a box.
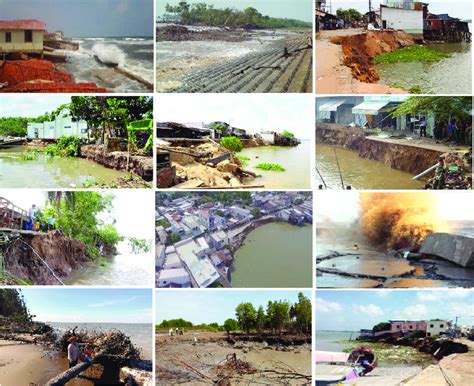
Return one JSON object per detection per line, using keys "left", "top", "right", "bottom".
{"left": 0, "top": 20, "right": 46, "bottom": 30}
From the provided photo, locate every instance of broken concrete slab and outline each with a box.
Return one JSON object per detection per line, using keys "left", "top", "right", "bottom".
{"left": 420, "top": 233, "right": 474, "bottom": 268}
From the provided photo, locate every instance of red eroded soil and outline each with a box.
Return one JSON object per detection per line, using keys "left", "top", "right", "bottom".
{"left": 0, "top": 59, "right": 106, "bottom": 92}
{"left": 330, "top": 31, "right": 416, "bottom": 83}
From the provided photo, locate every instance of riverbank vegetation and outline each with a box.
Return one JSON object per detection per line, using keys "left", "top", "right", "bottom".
{"left": 156, "top": 191, "right": 253, "bottom": 207}
{"left": 0, "top": 289, "right": 31, "bottom": 323}
{"left": 45, "top": 136, "right": 81, "bottom": 157}
{"left": 41, "top": 192, "right": 123, "bottom": 259}
{"left": 221, "top": 136, "right": 243, "bottom": 152}
{"left": 156, "top": 292, "right": 311, "bottom": 336}
{"left": 374, "top": 46, "right": 451, "bottom": 65}
{"left": 164, "top": 2, "right": 311, "bottom": 29}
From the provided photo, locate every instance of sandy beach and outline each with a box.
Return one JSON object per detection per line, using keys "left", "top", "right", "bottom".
{"left": 315, "top": 29, "right": 408, "bottom": 94}
{"left": 0, "top": 341, "right": 63, "bottom": 385}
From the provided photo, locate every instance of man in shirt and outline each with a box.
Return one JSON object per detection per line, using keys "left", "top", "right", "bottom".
{"left": 67, "top": 336, "right": 80, "bottom": 368}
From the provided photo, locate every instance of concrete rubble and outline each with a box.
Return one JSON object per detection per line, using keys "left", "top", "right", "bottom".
{"left": 420, "top": 233, "right": 474, "bottom": 268}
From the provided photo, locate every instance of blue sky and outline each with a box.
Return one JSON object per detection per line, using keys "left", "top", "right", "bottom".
{"left": 316, "top": 290, "right": 474, "bottom": 331}
{"left": 1, "top": 0, "right": 154, "bottom": 37}
{"left": 21, "top": 288, "right": 152, "bottom": 324}
{"left": 326, "top": 0, "right": 472, "bottom": 21}
{"left": 155, "top": 290, "right": 311, "bottom": 324}
{"left": 156, "top": 0, "right": 313, "bottom": 22}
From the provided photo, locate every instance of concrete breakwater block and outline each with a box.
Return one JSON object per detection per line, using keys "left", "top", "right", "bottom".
{"left": 420, "top": 233, "right": 474, "bottom": 268}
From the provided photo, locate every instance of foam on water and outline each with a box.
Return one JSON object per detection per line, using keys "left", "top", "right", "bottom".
{"left": 92, "top": 43, "right": 126, "bottom": 66}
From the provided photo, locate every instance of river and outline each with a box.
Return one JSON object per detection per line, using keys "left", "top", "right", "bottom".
{"left": 377, "top": 43, "right": 472, "bottom": 94}
{"left": 316, "top": 143, "right": 425, "bottom": 189}
{"left": 231, "top": 222, "right": 312, "bottom": 288}
{"left": 64, "top": 244, "right": 154, "bottom": 286}
{"left": 0, "top": 146, "right": 126, "bottom": 188}
{"left": 238, "top": 140, "right": 311, "bottom": 189}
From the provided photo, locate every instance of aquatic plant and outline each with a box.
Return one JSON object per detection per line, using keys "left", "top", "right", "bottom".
{"left": 255, "top": 163, "right": 286, "bottom": 171}
{"left": 374, "top": 46, "right": 451, "bottom": 65}
{"left": 19, "top": 150, "right": 39, "bottom": 161}
{"left": 221, "top": 136, "right": 243, "bottom": 152}
{"left": 409, "top": 85, "right": 424, "bottom": 94}
{"left": 236, "top": 154, "right": 250, "bottom": 167}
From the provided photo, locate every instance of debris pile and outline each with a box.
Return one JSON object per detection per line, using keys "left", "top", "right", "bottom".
{"left": 58, "top": 329, "right": 141, "bottom": 365}
{"left": 156, "top": 24, "right": 250, "bottom": 42}
{"left": 157, "top": 140, "right": 259, "bottom": 188}
{"left": 425, "top": 152, "right": 472, "bottom": 189}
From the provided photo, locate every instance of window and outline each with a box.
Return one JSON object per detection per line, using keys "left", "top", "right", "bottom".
{"left": 396, "top": 325, "right": 400, "bottom": 329}
{"left": 25, "top": 30, "right": 33, "bottom": 42}
{"left": 409, "top": 326, "right": 413, "bottom": 329}
{"left": 5, "top": 32, "right": 12, "bottom": 43}
{"left": 440, "top": 324, "right": 444, "bottom": 328}
{"left": 430, "top": 324, "right": 434, "bottom": 328}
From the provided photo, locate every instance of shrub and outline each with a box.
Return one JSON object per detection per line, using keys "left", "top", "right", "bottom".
{"left": 256, "top": 163, "right": 285, "bottom": 171}
{"left": 221, "top": 136, "right": 243, "bottom": 152}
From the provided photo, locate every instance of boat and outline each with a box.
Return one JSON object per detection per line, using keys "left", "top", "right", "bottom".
{"left": 315, "top": 347, "right": 378, "bottom": 385}
{"left": 93, "top": 55, "right": 119, "bottom": 68}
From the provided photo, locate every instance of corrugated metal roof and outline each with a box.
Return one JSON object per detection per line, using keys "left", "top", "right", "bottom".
{"left": 352, "top": 101, "right": 389, "bottom": 115}
{"left": 319, "top": 99, "right": 347, "bottom": 112}
{"left": 0, "top": 20, "right": 46, "bottom": 30}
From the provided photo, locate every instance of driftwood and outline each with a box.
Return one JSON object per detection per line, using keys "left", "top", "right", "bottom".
{"left": 44, "top": 358, "right": 98, "bottom": 386}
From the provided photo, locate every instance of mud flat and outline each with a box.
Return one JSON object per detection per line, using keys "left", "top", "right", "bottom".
{"left": 315, "top": 29, "right": 408, "bottom": 94}
{"left": 159, "top": 33, "right": 312, "bottom": 93}
{"left": 156, "top": 333, "right": 311, "bottom": 385}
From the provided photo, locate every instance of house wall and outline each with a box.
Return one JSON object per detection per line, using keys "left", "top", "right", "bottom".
{"left": 426, "top": 321, "right": 448, "bottom": 337}
{"left": 0, "top": 29, "right": 43, "bottom": 51}
{"left": 381, "top": 7, "right": 423, "bottom": 34}
{"left": 27, "top": 118, "right": 88, "bottom": 140}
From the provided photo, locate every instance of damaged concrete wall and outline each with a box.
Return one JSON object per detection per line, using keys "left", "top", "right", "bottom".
{"left": 420, "top": 233, "right": 474, "bottom": 268}
{"left": 5, "top": 234, "right": 88, "bottom": 284}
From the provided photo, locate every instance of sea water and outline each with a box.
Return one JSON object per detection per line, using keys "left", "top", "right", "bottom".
{"left": 63, "top": 37, "right": 154, "bottom": 92}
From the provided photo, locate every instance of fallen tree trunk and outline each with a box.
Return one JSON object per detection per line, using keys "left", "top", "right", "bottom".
{"left": 45, "top": 361, "right": 93, "bottom": 386}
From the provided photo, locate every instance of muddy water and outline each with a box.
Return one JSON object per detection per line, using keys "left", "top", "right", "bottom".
{"left": 377, "top": 43, "right": 472, "bottom": 94}
{"left": 232, "top": 223, "right": 312, "bottom": 287}
{"left": 0, "top": 147, "right": 126, "bottom": 188}
{"left": 238, "top": 140, "right": 311, "bottom": 189}
{"left": 64, "top": 250, "right": 154, "bottom": 286}
{"left": 316, "top": 143, "right": 425, "bottom": 189}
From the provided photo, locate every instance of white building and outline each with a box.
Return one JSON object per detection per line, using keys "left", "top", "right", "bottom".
{"left": 156, "top": 244, "right": 165, "bottom": 269}
{"left": 426, "top": 320, "right": 449, "bottom": 337}
{"left": 157, "top": 268, "right": 191, "bottom": 288}
{"left": 163, "top": 252, "right": 182, "bottom": 269}
{"left": 27, "top": 115, "right": 88, "bottom": 140}
{"left": 380, "top": 1, "right": 424, "bottom": 36}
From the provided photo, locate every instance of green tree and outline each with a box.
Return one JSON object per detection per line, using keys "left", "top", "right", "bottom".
{"left": 290, "top": 292, "right": 312, "bottom": 334}
{"left": 235, "top": 302, "right": 257, "bottom": 334}
{"left": 281, "top": 130, "right": 295, "bottom": 139}
{"left": 256, "top": 306, "right": 266, "bottom": 334}
{"left": 0, "top": 289, "right": 31, "bottom": 322}
{"left": 169, "top": 232, "right": 181, "bottom": 244}
{"left": 221, "top": 136, "right": 243, "bottom": 152}
{"left": 267, "top": 300, "right": 290, "bottom": 336}
{"left": 373, "top": 322, "right": 391, "bottom": 332}
{"left": 224, "top": 318, "right": 240, "bottom": 336}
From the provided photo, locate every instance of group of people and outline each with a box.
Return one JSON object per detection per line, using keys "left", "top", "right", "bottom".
{"left": 24, "top": 204, "right": 62, "bottom": 235}
{"left": 168, "top": 327, "right": 185, "bottom": 336}
{"left": 67, "top": 336, "right": 96, "bottom": 368}
{"left": 409, "top": 116, "right": 470, "bottom": 145}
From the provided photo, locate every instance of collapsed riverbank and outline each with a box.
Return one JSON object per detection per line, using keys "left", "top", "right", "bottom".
{"left": 156, "top": 332, "right": 311, "bottom": 384}
{"left": 316, "top": 124, "right": 472, "bottom": 189}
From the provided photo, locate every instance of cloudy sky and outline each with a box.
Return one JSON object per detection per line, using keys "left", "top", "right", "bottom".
{"left": 22, "top": 288, "right": 152, "bottom": 323}
{"left": 325, "top": 0, "right": 472, "bottom": 20}
{"left": 156, "top": 0, "right": 313, "bottom": 22}
{"left": 0, "top": 190, "right": 154, "bottom": 240}
{"left": 156, "top": 290, "right": 310, "bottom": 324}
{"left": 315, "top": 191, "right": 474, "bottom": 223}
{"left": 157, "top": 94, "right": 313, "bottom": 139}
{"left": 0, "top": 95, "right": 71, "bottom": 118}
{"left": 2, "top": 0, "right": 153, "bottom": 37}
{"left": 316, "top": 289, "right": 474, "bottom": 331}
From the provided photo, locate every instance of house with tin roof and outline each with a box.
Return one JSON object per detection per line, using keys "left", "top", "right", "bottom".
{"left": 0, "top": 19, "right": 46, "bottom": 52}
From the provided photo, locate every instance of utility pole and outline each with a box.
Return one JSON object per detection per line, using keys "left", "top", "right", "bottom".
{"left": 369, "top": 0, "right": 373, "bottom": 13}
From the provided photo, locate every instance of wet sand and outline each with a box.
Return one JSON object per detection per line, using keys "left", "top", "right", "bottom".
{"left": 315, "top": 29, "right": 407, "bottom": 94}
{"left": 156, "top": 333, "right": 311, "bottom": 384}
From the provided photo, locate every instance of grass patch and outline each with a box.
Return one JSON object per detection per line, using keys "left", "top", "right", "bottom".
{"left": 255, "top": 163, "right": 286, "bottom": 171}
{"left": 409, "top": 85, "right": 424, "bottom": 94}
{"left": 236, "top": 155, "right": 250, "bottom": 167}
{"left": 374, "top": 45, "right": 451, "bottom": 65}
{"left": 19, "top": 150, "right": 40, "bottom": 161}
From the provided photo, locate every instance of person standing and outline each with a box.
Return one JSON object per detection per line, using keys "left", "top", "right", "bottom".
{"left": 26, "top": 204, "right": 36, "bottom": 230}
{"left": 67, "top": 336, "right": 80, "bottom": 368}
{"left": 419, "top": 116, "right": 427, "bottom": 138}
